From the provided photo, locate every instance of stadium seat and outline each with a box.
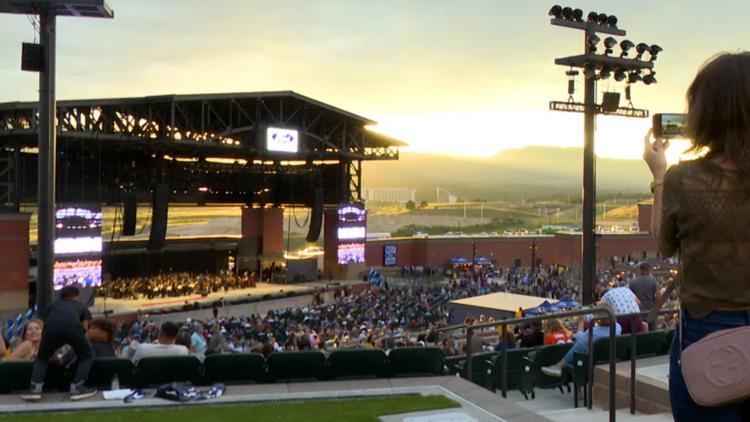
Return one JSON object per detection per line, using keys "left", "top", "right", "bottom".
{"left": 634, "top": 331, "right": 668, "bottom": 358}
{"left": 88, "top": 358, "right": 136, "bottom": 389}
{"left": 662, "top": 329, "right": 675, "bottom": 354}
{"left": 267, "top": 351, "right": 326, "bottom": 382}
{"left": 571, "top": 334, "right": 631, "bottom": 407}
{"left": 520, "top": 343, "right": 573, "bottom": 399}
{"left": 327, "top": 349, "right": 386, "bottom": 379}
{"left": 444, "top": 355, "right": 465, "bottom": 376}
{"left": 455, "top": 352, "right": 497, "bottom": 391}
{"left": 203, "top": 353, "right": 265, "bottom": 384}
{"left": 386, "top": 347, "right": 444, "bottom": 377}
{"left": 488, "top": 347, "right": 533, "bottom": 395}
{"left": 135, "top": 355, "right": 203, "bottom": 387}
{"left": 0, "top": 361, "right": 32, "bottom": 394}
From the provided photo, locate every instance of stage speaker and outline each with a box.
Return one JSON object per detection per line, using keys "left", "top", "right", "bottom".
{"left": 306, "top": 187, "right": 324, "bottom": 242}
{"left": 122, "top": 194, "right": 137, "bottom": 236}
{"left": 601, "top": 92, "right": 621, "bottom": 113}
{"left": 21, "top": 43, "right": 43, "bottom": 72}
{"left": 147, "top": 184, "right": 169, "bottom": 251}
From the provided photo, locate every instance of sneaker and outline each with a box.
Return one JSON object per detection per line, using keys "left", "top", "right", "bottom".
{"left": 20, "top": 383, "right": 43, "bottom": 402}
{"left": 541, "top": 365, "right": 563, "bottom": 378}
{"left": 69, "top": 383, "right": 98, "bottom": 401}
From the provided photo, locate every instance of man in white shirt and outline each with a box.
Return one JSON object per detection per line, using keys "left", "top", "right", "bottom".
{"left": 132, "top": 322, "right": 188, "bottom": 362}
{"left": 601, "top": 286, "right": 643, "bottom": 334}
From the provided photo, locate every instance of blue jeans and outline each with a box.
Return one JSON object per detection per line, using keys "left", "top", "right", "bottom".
{"left": 562, "top": 338, "right": 588, "bottom": 367}
{"left": 669, "top": 309, "right": 750, "bottom": 421}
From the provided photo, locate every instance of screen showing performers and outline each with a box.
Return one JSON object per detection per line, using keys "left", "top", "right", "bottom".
{"left": 53, "top": 204, "right": 103, "bottom": 290}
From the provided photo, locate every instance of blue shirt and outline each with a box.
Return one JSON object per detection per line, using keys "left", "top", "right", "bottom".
{"left": 191, "top": 332, "right": 206, "bottom": 356}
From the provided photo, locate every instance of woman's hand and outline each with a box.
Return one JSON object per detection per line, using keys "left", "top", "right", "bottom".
{"left": 643, "top": 128, "right": 669, "bottom": 179}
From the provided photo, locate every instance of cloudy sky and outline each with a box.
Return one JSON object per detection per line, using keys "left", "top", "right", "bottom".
{"left": 1, "top": 0, "right": 747, "bottom": 159}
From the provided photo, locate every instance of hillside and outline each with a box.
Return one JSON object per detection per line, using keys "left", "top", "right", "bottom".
{"left": 363, "top": 146, "right": 651, "bottom": 200}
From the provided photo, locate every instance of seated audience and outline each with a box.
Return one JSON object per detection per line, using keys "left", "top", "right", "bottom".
{"left": 541, "top": 303, "right": 622, "bottom": 378}
{"left": 543, "top": 319, "right": 572, "bottom": 345}
{"left": 132, "top": 322, "right": 188, "bottom": 362}
{"left": 7, "top": 320, "right": 43, "bottom": 361}
{"left": 87, "top": 318, "right": 116, "bottom": 358}
{"left": 600, "top": 285, "right": 643, "bottom": 334}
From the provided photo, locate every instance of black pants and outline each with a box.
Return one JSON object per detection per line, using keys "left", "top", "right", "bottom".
{"left": 30, "top": 323, "right": 94, "bottom": 386}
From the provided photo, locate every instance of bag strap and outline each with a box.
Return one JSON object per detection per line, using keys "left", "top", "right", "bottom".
{"left": 646, "top": 278, "right": 676, "bottom": 324}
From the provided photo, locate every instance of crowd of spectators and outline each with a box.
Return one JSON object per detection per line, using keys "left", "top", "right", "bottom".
{"left": 102, "top": 271, "right": 257, "bottom": 300}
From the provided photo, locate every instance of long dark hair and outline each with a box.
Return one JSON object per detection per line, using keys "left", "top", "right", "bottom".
{"left": 686, "top": 52, "right": 750, "bottom": 176}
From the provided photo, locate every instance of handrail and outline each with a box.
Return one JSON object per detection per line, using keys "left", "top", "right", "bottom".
{"left": 464, "top": 306, "right": 618, "bottom": 422}
{"left": 616, "top": 308, "right": 679, "bottom": 414}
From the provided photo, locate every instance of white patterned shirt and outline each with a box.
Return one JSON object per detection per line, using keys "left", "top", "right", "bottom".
{"left": 601, "top": 287, "right": 640, "bottom": 315}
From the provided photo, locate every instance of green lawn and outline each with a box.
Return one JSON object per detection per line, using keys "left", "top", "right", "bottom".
{"left": 0, "top": 395, "right": 459, "bottom": 422}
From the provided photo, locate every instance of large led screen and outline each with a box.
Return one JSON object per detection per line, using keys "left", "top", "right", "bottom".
{"left": 266, "top": 127, "right": 299, "bottom": 153}
{"left": 337, "top": 242, "right": 366, "bottom": 265}
{"left": 54, "top": 204, "right": 103, "bottom": 290}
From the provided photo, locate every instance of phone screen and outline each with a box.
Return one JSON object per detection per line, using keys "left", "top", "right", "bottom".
{"left": 654, "top": 114, "right": 686, "bottom": 139}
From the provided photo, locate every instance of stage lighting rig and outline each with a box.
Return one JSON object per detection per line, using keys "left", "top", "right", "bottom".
{"left": 603, "top": 37, "right": 617, "bottom": 55}
{"left": 547, "top": 6, "right": 660, "bottom": 316}
{"left": 619, "top": 40, "right": 634, "bottom": 57}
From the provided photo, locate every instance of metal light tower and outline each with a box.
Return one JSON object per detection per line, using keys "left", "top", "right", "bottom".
{"left": 548, "top": 6, "right": 659, "bottom": 308}
{"left": 0, "top": 0, "right": 113, "bottom": 317}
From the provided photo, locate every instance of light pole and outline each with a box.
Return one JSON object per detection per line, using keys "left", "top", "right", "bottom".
{"left": 548, "top": 5, "right": 659, "bottom": 307}
{"left": 1, "top": 0, "right": 114, "bottom": 317}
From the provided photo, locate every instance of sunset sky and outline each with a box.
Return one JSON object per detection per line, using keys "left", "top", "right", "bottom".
{"left": 1, "top": 0, "right": 747, "bottom": 160}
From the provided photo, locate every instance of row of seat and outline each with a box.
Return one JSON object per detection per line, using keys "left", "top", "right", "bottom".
{"left": 444, "top": 330, "right": 674, "bottom": 403}
{"left": 0, "top": 347, "right": 445, "bottom": 393}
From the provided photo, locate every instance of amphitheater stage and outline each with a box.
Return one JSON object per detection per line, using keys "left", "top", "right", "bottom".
{"left": 89, "top": 282, "right": 316, "bottom": 318}
{"left": 0, "top": 376, "right": 550, "bottom": 422}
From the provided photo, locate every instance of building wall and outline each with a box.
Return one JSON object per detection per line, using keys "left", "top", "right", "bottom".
{"left": 0, "top": 214, "right": 31, "bottom": 315}
{"left": 366, "top": 232, "right": 657, "bottom": 269}
{"left": 638, "top": 203, "right": 653, "bottom": 233}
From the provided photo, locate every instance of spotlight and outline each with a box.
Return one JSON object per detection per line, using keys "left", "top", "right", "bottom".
{"left": 635, "top": 43, "right": 650, "bottom": 60}
{"left": 572, "top": 8, "right": 584, "bottom": 22}
{"left": 597, "top": 13, "right": 608, "bottom": 25}
{"left": 603, "top": 37, "right": 617, "bottom": 55}
{"left": 583, "top": 65, "right": 596, "bottom": 79}
{"left": 619, "top": 40, "right": 634, "bottom": 57}
{"left": 649, "top": 44, "right": 663, "bottom": 61}
{"left": 562, "top": 6, "right": 573, "bottom": 20}
{"left": 599, "top": 65, "right": 612, "bottom": 80}
{"left": 625, "top": 85, "right": 632, "bottom": 101}
{"left": 643, "top": 71, "right": 657, "bottom": 85}
{"left": 587, "top": 34, "right": 600, "bottom": 53}
{"left": 587, "top": 11, "right": 598, "bottom": 22}
{"left": 628, "top": 71, "right": 642, "bottom": 83}
{"left": 614, "top": 68, "right": 627, "bottom": 82}
{"left": 606, "top": 15, "right": 618, "bottom": 27}
{"left": 548, "top": 5, "right": 563, "bottom": 18}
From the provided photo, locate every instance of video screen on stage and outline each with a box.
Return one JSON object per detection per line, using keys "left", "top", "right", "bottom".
{"left": 54, "top": 206, "right": 103, "bottom": 254}
{"left": 54, "top": 204, "right": 103, "bottom": 290}
{"left": 266, "top": 127, "right": 299, "bottom": 153}
{"left": 337, "top": 242, "right": 366, "bottom": 265}
{"left": 53, "top": 259, "right": 102, "bottom": 290}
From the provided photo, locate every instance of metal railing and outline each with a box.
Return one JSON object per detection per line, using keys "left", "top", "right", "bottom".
{"left": 439, "top": 306, "right": 679, "bottom": 422}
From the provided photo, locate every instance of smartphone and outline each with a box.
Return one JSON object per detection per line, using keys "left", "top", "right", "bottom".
{"left": 653, "top": 113, "right": 686, "bottom": 139}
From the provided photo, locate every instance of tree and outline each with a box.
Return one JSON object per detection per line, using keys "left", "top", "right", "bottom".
{"left": 419, "top": 200, "right": 429, "bottom": 209}
{"left": 405, "top": 200, "right": 416, "bottom": 211}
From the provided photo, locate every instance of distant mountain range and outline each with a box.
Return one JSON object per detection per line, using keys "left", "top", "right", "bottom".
{"left": 363, "top": 146, "right": 652, "bottom": 201}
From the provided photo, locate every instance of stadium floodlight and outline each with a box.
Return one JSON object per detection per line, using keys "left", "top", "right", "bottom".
{"left": 583, "top": 64, "right": 597, "bottom": 79}
{"left": 607, "top": 15, "right": 618, "bottom": 27}
{"left": 649, "top": 44, "right": 663, "bottom": 61}
{"left": 562, "top": 6, "right": 574, "bottom": 20}
{"left": 635, "top": 42, "right": 650, "bottom": 60}
{"left": 603, "top": 37, "right": 617, "bottom": 55}
{"left": 643, "top": 70, "right": 657, "bottom": 85}
{"left": 572, "top": 8, "right": 584, "bottom": 22}
{"left": 619, "top": 40, "right": 635, "bottom": 57}
{"left": 628, "top": 70, "right": 642, "bottom": 83}
{"left": 614, "top": 68, "right": 627, "bottom": 81}
{"left": 549, "top": 5, "right": 563, "bottom": 18}
{"left": 597, "top": 13, "right": 608, "bottom": 25}
{"left": 599, "top": 65, "right": 612, "bottom": 80}
{"left": 587, "top": 34, "right": 601, "bottom": 53}
{"left": 587, "top": 11, "right": 598, "bottom": 22}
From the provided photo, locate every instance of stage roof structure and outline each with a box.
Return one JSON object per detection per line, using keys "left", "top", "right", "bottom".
{"left": 0, "top": 91, "right": 405, "bottom": 208}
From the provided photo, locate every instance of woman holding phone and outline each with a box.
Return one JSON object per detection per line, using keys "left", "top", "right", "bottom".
{"left": 644, "top": 52, "right": 750, "bottom": 421}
